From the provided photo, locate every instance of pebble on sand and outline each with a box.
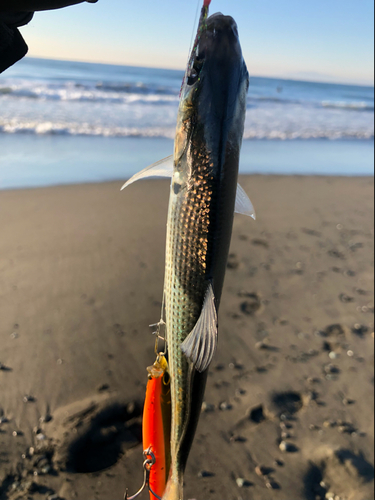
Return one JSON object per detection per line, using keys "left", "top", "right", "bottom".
{"left": 236, "top": 478, "right": 253, "bottom": 488}
{"left": 279, "top": 441, "right": 298, "bottom": 453}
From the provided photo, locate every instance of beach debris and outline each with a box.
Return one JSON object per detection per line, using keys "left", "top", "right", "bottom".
{"left": 197, "top": 470, "right": 215, "bottom": 478}
{"left": 23, "top": 394, "right": 36, "bottom": 403}
{"left": 40, "top": 412, "right": 53, "bottom": 424}
{"left": 352, "top": 324, "right": 369, "bottom": 338}
{"left": 219, "top": 401, "right": 233, "bottom": 411}
{"left": 230, "top": 434, "right": 247, "bottom": 443}
{"left": 255, "top": 465, "right": 274, "bottom": 477}
{"left": 279, "top": 441, "right": 299, "bottom": 453}
{"left": 266, "top": 480, "right": 281, "bottom": 490}
{"left": 324, "top": 363, "right": 340, "bottom": 376}
{"left": 201, "top": 402, "right": 216, "bottom": 413}
{"left": 236, "top": 478, "right": 253, "bottom": 488}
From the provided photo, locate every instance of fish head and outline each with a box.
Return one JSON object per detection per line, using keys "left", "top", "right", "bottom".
{"left": 175, "top": 13, "right": 249, "bottom": 164}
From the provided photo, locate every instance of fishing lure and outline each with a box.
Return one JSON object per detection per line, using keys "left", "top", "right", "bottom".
{"left": 125, "top": 354, "right": 171, "bottom": 500}
{"left": 143, "top": 354, "right": 171, "bottom": 500}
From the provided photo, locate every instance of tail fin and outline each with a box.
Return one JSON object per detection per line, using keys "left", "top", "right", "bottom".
{"left": 161, "top": 473, "right": 183, "bottom": 500}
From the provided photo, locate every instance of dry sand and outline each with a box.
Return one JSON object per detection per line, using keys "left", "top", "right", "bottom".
{"left": 0, "top": 175, "right": 374, "bottom": 500}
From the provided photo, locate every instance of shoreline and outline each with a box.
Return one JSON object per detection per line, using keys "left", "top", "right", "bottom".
{"left": 1, "top": 170, "right": 374, "bottom": 192}
{"left": 0, "top": 136, "right": 373, "bottom": 191}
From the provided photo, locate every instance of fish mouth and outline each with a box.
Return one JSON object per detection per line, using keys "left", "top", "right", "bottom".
{"left": 187, "top": 14, "right": 243, "bottom": 87}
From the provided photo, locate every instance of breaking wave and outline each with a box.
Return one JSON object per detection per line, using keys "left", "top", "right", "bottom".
{"left": 0, "top": 118, "right": 373, "bottom": 140}
{"left": 1, "top": 57, "right": 373, "bottom": 141}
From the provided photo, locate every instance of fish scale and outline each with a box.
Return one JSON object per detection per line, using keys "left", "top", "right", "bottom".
{"left": 165, "top": 153, "right": 216, "bottom": 465}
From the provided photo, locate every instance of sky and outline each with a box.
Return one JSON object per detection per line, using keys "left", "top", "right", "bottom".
{"left": 20, "top": 0, "right": 374, "bottom": 85}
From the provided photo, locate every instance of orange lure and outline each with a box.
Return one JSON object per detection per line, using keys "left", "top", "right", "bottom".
{"left": 142, "top": 354, "right": 171, "bottom": 500}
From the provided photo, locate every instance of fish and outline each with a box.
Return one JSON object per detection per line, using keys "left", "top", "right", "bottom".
{"left": 122, "top": 3, "right": 254, "bottom": 498}
{"left": 142, "top": 354, "right": 171, "bottom": 500}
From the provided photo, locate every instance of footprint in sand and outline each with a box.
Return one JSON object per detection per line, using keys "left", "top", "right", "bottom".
{"left": 46, "top": 395, "right": 143, "bottom": 474}
{"left": 304, "top": 448, "right": 374, "bottom": 500}
{"left": 239, "top": 292, "right": 262, "bottom": 316}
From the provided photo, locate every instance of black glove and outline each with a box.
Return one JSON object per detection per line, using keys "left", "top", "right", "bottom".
{"left": 0, "top": 12, "right": 33, "bottom": 73}
{"left": 0, "top": 1, "right": 98, "bottom": 73}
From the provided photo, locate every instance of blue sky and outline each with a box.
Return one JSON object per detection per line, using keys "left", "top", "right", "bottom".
{"left": 20, "top": 0, "right": 374, "bottom": 85}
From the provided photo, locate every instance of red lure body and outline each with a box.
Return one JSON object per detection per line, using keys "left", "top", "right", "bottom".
{"left": 142, "top": 356, "right": 171, "bottom": 500}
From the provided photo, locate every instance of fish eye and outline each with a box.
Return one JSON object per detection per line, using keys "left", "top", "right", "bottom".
{"left": 187, "top": 58, "right": 204, "bottom": 86}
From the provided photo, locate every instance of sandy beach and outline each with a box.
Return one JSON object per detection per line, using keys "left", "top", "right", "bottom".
{"left": 0, "top": 175, "right": 374, "bottom": 500}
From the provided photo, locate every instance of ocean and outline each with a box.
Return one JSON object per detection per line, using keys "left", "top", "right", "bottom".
{"left": 0, "top": 57, "right": 374, "bottom": 189}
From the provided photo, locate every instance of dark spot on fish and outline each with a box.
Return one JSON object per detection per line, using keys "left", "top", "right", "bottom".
{"left": 173, "top": 182, "right": 182, "bottom": 195}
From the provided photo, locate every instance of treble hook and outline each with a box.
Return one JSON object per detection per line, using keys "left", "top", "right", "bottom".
{"left": 124, "top": 448, "right": 162, "bottom": 500}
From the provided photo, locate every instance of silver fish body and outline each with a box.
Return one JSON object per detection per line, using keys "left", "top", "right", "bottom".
{"left": 162, "top": 12, "right": 250, "bottom": 499}
{"left": 122, "top": 9, "right": 251, "bottom": 500}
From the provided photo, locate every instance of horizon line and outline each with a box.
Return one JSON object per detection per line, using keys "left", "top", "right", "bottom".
{"left": 25, "top": 54, "right": 375, "bottom": 88}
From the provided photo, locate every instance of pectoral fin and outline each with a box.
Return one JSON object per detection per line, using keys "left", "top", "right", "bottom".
{"left": 181, "top": 284, "right": 218, "bottom": 373}
{"left": 235, "top": 184, "right": 256, "bottom": 220}
{"left": 121, "top": 155, "right": 173, "bottom": 190}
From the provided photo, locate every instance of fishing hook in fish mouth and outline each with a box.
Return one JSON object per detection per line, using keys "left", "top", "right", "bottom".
{"left": 124, "top": 448, "right": 162, "bottom": 500}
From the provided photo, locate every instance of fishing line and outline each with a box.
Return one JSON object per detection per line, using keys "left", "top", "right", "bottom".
{"left": 180, "top": 0, "right": 211, "bottom": 96}
{"left": 187, "top": 0, "right": 202, "bottom": 65}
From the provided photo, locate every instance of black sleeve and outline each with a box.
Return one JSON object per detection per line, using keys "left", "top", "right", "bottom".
{"left": 0, "top": 12, "right": 34, "bottom": 73}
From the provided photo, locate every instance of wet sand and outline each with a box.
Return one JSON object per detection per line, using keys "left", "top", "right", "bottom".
{"left": 0, "top": 175, "right": 374, "bottom": 500}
